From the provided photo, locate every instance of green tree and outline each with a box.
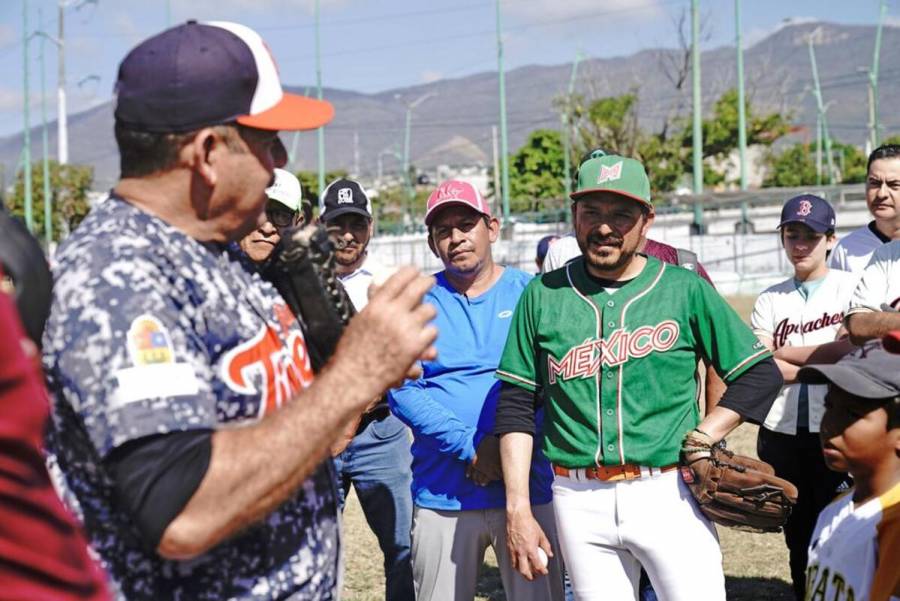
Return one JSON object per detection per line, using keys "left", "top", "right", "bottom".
{"left": 682, "top": 88, "right": 791, "bottom": 187}
{"left": 567, "top": 93, "right": 641, "bottom": 162}
{"left": 508, "top": 129, "right": 566, "bottom": 211}
{"left": 763, "top": 141, "right": 866, "bottom": 187}
{"left": 835, "top": 143, "right": 867, "bottom": 184}
{"left": 7, "top": 161, "right": 93, "bottom": 242}
{"left": 762, "top": 142, "right": 818, "bottom": 187}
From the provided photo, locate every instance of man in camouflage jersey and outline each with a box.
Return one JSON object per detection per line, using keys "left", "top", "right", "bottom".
{"left": 42, "top": 22, "right": 437, "bottom": 600}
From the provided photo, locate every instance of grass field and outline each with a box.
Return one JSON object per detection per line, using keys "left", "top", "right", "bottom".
{"left": 340, "top": 295, "right": 795, "bottom": 600}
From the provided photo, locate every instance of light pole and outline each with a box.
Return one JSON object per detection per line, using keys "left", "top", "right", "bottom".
{"left": 734, "top": 0, "right": 752, "bottom": 233}
{"left": 690, "top": 0, "right": 705, "bottom": 235}
{"left": 495, "top": 0, "right": 510, "bottom": 222}
{"left": 377, "top": 147, "right": 402, "bottom": 183}
{"left": 38, "top": 10, "right": 53, "bottom": 246}
{"left": 402, "top": 92, "right": 435, "bottom": 207}
{"left": 22, "top": 0, "right": 33, "bottom": 232}
{"left": 808, "top": 34, "right": 835, "bottom": 184}
{"left": 314, "top": 0, "right": 325, "bottom": 196}
{"left": 562, "top": 51, "right": 583, "bottom": 198}
{"left": 868, "top": 0, "right": 887, "bottom": 150}
{"left": 56, "top": 0, "right": 99, "bottom": 166}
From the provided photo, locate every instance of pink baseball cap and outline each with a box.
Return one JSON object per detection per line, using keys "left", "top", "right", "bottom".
{"left": 424, "top": 180, "right": 492, "bottom": 226}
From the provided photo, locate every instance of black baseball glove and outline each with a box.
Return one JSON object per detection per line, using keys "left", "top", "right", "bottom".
{"left": 267, "top": 222, "right": 355, "bottom": 371}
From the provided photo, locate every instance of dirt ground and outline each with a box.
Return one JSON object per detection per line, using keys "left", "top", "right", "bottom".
{"left": 340, "top": 295, "right": 795, "bottom": 600}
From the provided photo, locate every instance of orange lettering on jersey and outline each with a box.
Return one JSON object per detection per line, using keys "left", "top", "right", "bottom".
{"left": 547, "top": 320, "right": 680, "bottom": 384}
{"left": 221, "top": 304, "right": 315, "bottom": 418}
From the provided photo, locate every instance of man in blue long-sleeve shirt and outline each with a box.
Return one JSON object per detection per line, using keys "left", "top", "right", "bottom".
{"left": 389, "top": 180, "right": 564, "bottom": 601}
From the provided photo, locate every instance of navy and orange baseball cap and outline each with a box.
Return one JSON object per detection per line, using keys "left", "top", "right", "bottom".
{"left": 778, "top": 194, "right": 836, "bottom": 233}
{"left": 115, "top": 21, "right": 334, "bottom": 133}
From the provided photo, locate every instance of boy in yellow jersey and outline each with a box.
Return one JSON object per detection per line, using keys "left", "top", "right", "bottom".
{"left": 797, "top": 341, "right": 900, "bottom": 601}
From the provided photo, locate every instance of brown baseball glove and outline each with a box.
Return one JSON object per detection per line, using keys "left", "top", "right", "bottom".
{"left": 680, "top": 429, "right": 798, "bottom": 533}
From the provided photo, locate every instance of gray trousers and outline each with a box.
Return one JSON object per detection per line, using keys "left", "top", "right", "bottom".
{"left": 411, "top": 503, "right": 565, "bottom": 601}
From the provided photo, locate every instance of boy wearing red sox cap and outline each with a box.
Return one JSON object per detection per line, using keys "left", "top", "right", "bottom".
{"left": 750, "top": 194, "right": 857, "bottom": 599}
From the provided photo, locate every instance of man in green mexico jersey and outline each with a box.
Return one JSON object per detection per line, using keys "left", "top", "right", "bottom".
{"left": 493, "top": 151, "right": 784, "bottom": 601}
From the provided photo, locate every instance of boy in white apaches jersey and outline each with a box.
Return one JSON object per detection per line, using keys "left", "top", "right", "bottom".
{"left": 797, "top": 341, "right": 900, "bottom": 601}
{"left": 751, "top": 194, "right": 858, "bottom": 599}
{"left": 829, "top": 144, "right": 900, "bottom": 274}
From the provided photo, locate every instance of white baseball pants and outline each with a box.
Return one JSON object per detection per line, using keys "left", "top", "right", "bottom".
{"left": 551, "top": 469, "right": 725, "bottom": 601}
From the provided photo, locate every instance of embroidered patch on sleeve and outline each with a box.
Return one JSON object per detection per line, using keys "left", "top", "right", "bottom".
{"left": 127, "top": 314, "right": 175, "bottom": 366}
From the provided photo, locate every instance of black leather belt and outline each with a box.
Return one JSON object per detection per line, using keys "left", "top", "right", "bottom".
{"left": 356, "top": 403, "right": 391, "bottom": 435}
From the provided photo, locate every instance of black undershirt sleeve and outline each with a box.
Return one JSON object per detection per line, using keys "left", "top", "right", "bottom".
{"left": 494, "top": 382, "right": 542, "bottom": 436}
{"left": 715, "top": 357, "right": 783, "bottom": 425}
{"left": 103, "top": 429, "right": 213, "bottom": 551}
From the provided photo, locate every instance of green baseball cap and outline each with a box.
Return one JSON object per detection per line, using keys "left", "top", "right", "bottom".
{"left": 570, "top": 150, "right": 652, "bottom": 208}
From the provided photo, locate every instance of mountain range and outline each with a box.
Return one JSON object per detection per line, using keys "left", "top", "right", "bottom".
{"left": 1, "top": 20, "right": 898, "bottom": 189}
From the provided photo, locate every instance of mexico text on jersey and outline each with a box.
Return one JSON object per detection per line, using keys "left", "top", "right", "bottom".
{"left": 497, "top": 256, "right": 769, "bottom": 470}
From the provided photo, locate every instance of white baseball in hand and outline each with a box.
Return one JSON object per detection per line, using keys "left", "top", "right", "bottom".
{"left": 535, "top": 547, "right": 548, "bottom": 570}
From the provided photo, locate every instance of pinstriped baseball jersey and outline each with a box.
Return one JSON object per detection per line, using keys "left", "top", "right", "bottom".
{"left": 496, "top": 255, "right": 770, "bottom": 468}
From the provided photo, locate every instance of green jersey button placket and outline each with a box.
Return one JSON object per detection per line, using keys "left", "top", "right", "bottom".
{"left": 599, "top": 304, "right": 622, "bottom": 466}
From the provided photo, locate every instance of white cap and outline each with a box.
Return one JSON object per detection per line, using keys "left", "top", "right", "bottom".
{"left": 265, "top": 168, "right": 302, "bottom": 212}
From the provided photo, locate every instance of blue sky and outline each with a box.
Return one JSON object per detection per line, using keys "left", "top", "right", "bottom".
{"left": 0, "top": 0, "right": 893, "bottom": 137}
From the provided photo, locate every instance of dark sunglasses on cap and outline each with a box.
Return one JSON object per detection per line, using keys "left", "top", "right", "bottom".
{"left": 265, "top": 201, "right": 298, "bottom": 228}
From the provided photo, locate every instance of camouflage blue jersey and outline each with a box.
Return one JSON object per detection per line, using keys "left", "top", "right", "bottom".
{"left": 42, "top": 195, "right": 340, "bottom": 600}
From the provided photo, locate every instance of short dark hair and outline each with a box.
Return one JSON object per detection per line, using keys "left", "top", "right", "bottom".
{"left": 115, "top": 122, "right": 245, "bottom": 179}
{"left": 866, "top": 144, "right": 900, "bottom": 174}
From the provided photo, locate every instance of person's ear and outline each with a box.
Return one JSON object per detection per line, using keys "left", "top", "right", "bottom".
{"left": 186, "top": 127, "right": 227, "bottom": 188}
{"left": 487, "top": 216, "right": 501, "bottom": 243}
{"left": 640, "top": 209, "right": 655, "bottom": 238}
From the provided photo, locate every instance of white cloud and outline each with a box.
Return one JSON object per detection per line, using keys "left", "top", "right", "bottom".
{"left": 0, "top": 24, "right": 16, "bottom": 48}
{"left": 112, "top": 12, "right": 143, "bottom": 45}
{"left": 0, "top": 88, "right": 22, "bottom": 113}
{"left": 506, "top": 0, "right": 663, "bottom": 23}
{"left": 745, "top": 16, "right": 818, "bottom": 48}
{"left": 421, "top": 70, "right": 442, "bottom": 84}
{"left": 0, "top": 88, "right": 55, "bottom": 113}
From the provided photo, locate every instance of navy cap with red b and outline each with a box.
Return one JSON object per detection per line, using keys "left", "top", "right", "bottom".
{"left": 115, "top": 21, "right": 334, "bottom": 133}
{"left": 778, "top": 194, "right": 836, "bottom": 234}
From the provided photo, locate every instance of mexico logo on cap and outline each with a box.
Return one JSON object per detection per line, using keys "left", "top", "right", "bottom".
{"left": 597, "top": 161, "right": 623, "bottom": 184}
